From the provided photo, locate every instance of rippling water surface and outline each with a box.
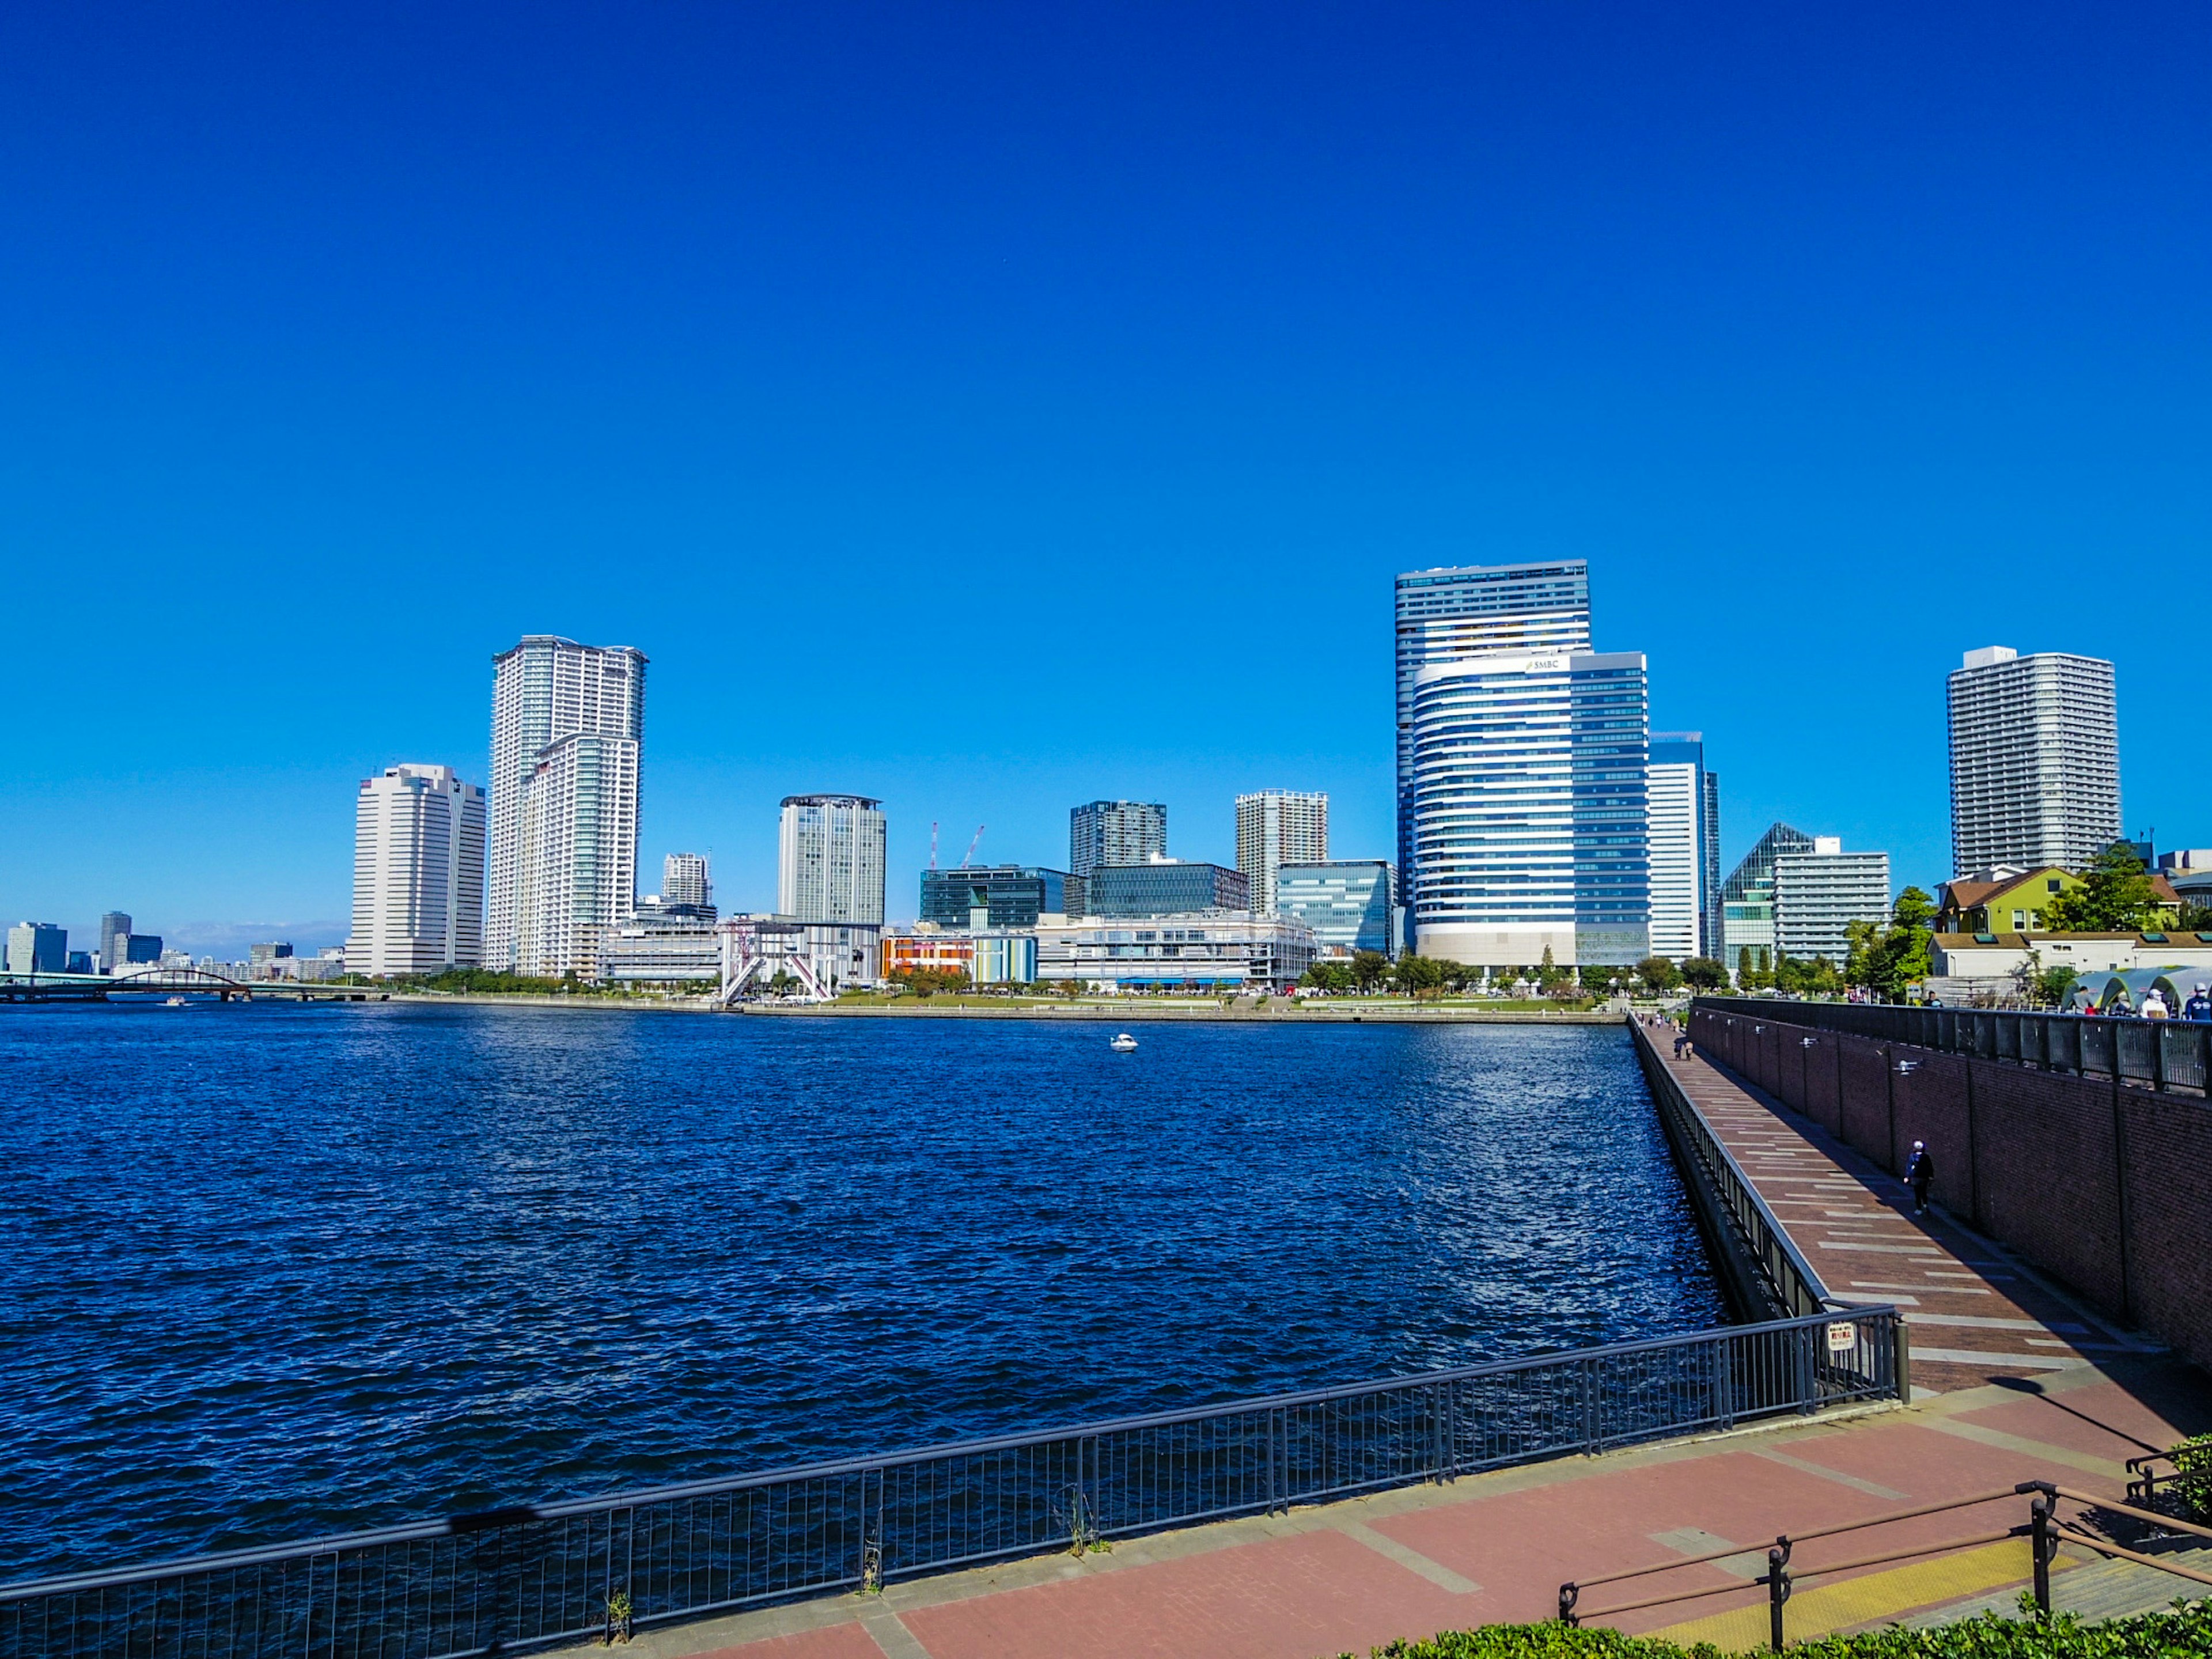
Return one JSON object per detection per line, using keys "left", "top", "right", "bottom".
{"left": 0, "top": 1003, "right": 1722, "bottom": 1580}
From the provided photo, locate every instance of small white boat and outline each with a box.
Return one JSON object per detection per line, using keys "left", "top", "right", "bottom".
{"left": 165, "top": 996, "right": 188, "bottom": 1007}
{"left": 1109, "top": 1032, "right": 1138, "bottom": 1052}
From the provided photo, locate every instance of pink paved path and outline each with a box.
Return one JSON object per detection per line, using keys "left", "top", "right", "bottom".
{"left": 578, "top": 1029, "right": 2211, "bottom": 1659}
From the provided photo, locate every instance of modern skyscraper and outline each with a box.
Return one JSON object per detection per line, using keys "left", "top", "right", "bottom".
{"left": 1084, "top": 861, "right": 1249, "bottom": 916}
{"left": 1947, "top": 646, "right": 2120, "bottom": 877}
{"left": 1069, "top": 800, "right": 1167, "bottom": 879}
{"left": 1773, "top": 838, "right": 1891, "bottom": 965}
{"left": 346, "top": 763, "right": 487, "bottom": 977}
{"left": 1395, "top": 561, "right": 1592, "bottom": 911}
{"left": 662, "top": 852, "right": 712, "bottom": 912}
{"left": 1646, "top": 734, "right": 1703, "bottom": 963}
{"left": 1234, "top": 790, "right": 1328, "bottom": 917}
{"left": 487, "top": 637, "right": 647, "bottom": 977}
{"left": 919, "top": 865, "right": 1075, "bottom": 929}
{"left": 1275, "top": 861, "right": 1398, "bottom": 956}
{"left": 779, "top": 795, "right": 887, "bottom": 923}
{"left": 1408, "top": 650, "right": 1649, "bottom": 968}
{"left": 98, "top": 911, "right": 131, "bottom": 972}
{"left": 1721, "top": 823, "right": 1814, "bottom": 979}
{"left": 6, "top": 923, "right": 67, "bottom": 975}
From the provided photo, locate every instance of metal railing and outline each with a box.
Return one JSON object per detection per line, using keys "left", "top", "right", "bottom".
{"left": 1694, "top": 997, "right": 2212, "bottom": 1095}
{"left": 1, "top": 1308, "right": 1903, "bottom": 1659}
{"left": 1634, "top": 1022, "right": 1838, "bottom": 1320}
{"left": 1560, "top": 1479, "right": 2212, "bottom": 1651}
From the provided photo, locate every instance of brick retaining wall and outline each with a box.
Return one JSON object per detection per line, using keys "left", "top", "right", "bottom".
{"left": 1688, "top": 1002, "right": 2212, "bottom": 1374}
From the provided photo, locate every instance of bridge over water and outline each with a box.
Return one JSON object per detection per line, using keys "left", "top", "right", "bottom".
{"left": 0, "top": 969, "right": 386, "bottom": 1003}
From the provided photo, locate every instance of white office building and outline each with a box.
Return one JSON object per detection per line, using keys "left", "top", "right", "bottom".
{"left": 1408, "top": 649, "right": 1649, "bottom": 968}
{"left": 1948, "top": 646, "right": 2119, "bottom": 878}
{"left": 1773, "top": 839, "right": 1892, "bottom": 965}
{"left": 1645, "top": 734, "right": 1705, "bottom": 963}
{"left": 487, "top": 637, "right": 647, "bottom": 978}
{"left": 346, "top": 764, "right": 487, "bottom": 976}
{"left": 1395, "top": 561, "right": 1592, "bottom": 910}
{"left": 1033, "top": 914, "right": 1316, "bottom": 992}
{"left": 1235, "top": 790, "right": 1328, "bottom": 917}
{"left": 778, "top": 795, "right": 887, "bottom": 924}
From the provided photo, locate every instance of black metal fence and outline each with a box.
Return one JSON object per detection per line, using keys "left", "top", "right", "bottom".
{"left": 1, "top": 1306, "right": 1903, "bottom": 1659}
{"left": 1635, "top": 1022, "right": 1836, "bottom": 1319}
{"left": 1694, "top": 997, "right": 2211, "bottom": 1095}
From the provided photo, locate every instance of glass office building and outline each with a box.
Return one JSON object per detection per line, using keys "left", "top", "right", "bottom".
{"left": 918, "top": 865, "right": 1077, "bottom": 929}
{"left": 1408, "top": 650, "right": 1649, "bottom": 968}
{"left": 1646, "top": 733, "right": 1710, "bottom": 964}
{"left": 1274, "top": 861, "right": 1398, "bottom": 956}
{"left": 1720, "top": 822, "right": 1814, "bottom": 978}
{"left": 1085, "top": 862, "right": 1248, "bottom": 917}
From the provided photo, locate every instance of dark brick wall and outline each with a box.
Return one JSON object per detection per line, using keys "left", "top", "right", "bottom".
{"left": 2120, "top": 1090, "right": 2212, "bottom": 1374}
{"left": 1683, "top": 999, "right": 2212, "bottom": 1375}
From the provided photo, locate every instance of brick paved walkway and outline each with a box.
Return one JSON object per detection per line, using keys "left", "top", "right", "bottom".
{"left": 566, "top": 1037, "right": 2211, "bottom": 1659}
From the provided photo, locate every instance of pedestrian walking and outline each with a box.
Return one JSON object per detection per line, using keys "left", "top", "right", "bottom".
{"left": 2143, "top": 987, "right": 2171, "bottom": 1020}
{"left": 2186, "top": 982, "right": 2212, "bottom": 1022}
{"left": 1907, "top": 1140, "right": 1935, "bottom": 1216}
{"left": 1673, "top": 1031, "right": 1688, "bottom": 1059}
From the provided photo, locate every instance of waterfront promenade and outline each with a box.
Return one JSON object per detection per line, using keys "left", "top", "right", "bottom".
{"left": 567, "top": 1035, "right": 2212, "bottom": 1659}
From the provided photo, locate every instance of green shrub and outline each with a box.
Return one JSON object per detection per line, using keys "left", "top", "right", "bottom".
{"left": 2172, "top": 1433, "right": 2212, "bottom": 1525}
{"left": 1331, "top": 1601, "right": 2212, "bottom": 1659}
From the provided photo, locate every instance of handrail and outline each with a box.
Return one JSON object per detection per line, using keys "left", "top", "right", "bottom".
{"left": 1559, "top": 1477, "right": 2212, "bottom": 1650}
{"left": 0, "top": 1306, "right": 1904, "bottom": 1658}
{"left": 1632, "top": 1021, "right": 1839, "bottom": 1319}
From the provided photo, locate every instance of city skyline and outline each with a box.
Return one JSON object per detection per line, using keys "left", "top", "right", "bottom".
{"left": 6, "top": 3, "right": 2209, "bottom": 941}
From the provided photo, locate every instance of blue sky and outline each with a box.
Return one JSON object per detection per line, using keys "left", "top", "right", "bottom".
{"left": 3, "top": 1, "right": 2207, "bottom": 950}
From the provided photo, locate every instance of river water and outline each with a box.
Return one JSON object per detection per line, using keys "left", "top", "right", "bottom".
{"left": 0, "top": 1002, "right": 1723, "bottom": 1581}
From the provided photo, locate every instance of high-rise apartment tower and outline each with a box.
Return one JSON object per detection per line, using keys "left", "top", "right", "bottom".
{"left": 347, "top": 763, "right": 487, "bottom": 976}
{"left": 1395, "top": 562, "right": 1592, "bottom": 917}
{"left": 1947, "top": 647, "right": 2120, "bottom": 878}
{"left": 1235, "top": 790, "right": 1328, "bottom": 916}
{"left": 662, "top": 853, "right": 712, "bottom": 912}
{"left": 1069, "top": 800, "right": 1167, "bottom": 880}
{"left": 487, "top": 636, "right": 647, "bottom": 978}
{"left": 779, "top": 796, "right": 887, "bottom": 924}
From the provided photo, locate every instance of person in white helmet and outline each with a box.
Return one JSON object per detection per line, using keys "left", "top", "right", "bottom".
{"left": 1907, "top": 1140, "right": 1935, "bottom": 1216}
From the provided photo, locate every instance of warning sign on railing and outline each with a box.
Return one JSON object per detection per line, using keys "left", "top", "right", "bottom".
{"left": 1827, "top": 1323, "right": 1857, "bottom": 1353}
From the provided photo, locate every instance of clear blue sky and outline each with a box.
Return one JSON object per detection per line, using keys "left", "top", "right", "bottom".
{"left": 4, "top": 1, "right": 2207, "bottom": 950}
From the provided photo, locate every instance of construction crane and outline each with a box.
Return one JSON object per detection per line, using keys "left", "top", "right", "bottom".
{"left": 960, "top": 824, "right": 986, "bottom": 868}
{"left": 929, "top": 822, "right": 939, "bottom": 870}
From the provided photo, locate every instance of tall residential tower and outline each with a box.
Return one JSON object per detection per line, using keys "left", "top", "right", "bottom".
{"left": 1947, "top": 647, "right": 2120, "bottom": 877}
{"left": 1234, "top": 790, "right": 1328, "bottom": 916}
{"left": 1645, "top": 734, "right": 1706, "bottom": 964}
{"left": 1069, "top": 800, "right": 1167, "bottom": 879}
{"left": 346, "top": 763, "right": 487, "bottom": 976}
{"left": 487, "top": 636, "right": 647, "bottom": 978}
{"left": 779, "top": 795, "right": 887, "bottom": 923}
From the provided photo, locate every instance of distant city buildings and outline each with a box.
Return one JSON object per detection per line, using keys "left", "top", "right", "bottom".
{"left": 1234, "top": 790, "right": 1327, "bottom": 918}
{"left": 721, "top": 916, "right": 881, "bottom": 997}
{"left": 346, "top": 763, "right": 487, "bottom": 978}
{"left": 1395, "top": 560, "right": 1593, "bottom": 916}
{"left": 778, "top": 794, "right": 887, "bottom": 924}
{"left": 487, "top": 636, "right": 646, "bottom": 979}
{"left": 250, "top": 942, "right": 293, "bottom": 964}
{"left": 1772, "top": 839, "right": 1891, "bottom": 965}
{"left": 1948, "top": 646, "right": 2120, "bottom": 878}
{"left": 6, "top": 922, "right": 66, "bottom": 975}
{"left": 919, "top": 865, "right": 1077, "bottom": 929}
{"left": 1408, "top": 648, "right": 1650, "bottom": 968}
{"left": 1274, "top": 861, "right": 1397, "bottom": 957}
{"left": 1069, "top": 800, "right": 1166, "bottom": 879}
{"left": 99, "top": 911, "right": 131, "bottom": 974}
{"left": 882, "top": 926, "right": 1039, "bottom": 986}
{"left": 1085, "top": 861, "right": 1249, "bottom": 917}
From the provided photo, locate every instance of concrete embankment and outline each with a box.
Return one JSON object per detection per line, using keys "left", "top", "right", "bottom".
{"left": 374, "top": 993, "right": 1626, "bottom": 1023}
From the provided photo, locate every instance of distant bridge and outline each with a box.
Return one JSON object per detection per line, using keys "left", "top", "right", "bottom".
{"left": 0, "top": 969, "right": 387, "bottom": 1003}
